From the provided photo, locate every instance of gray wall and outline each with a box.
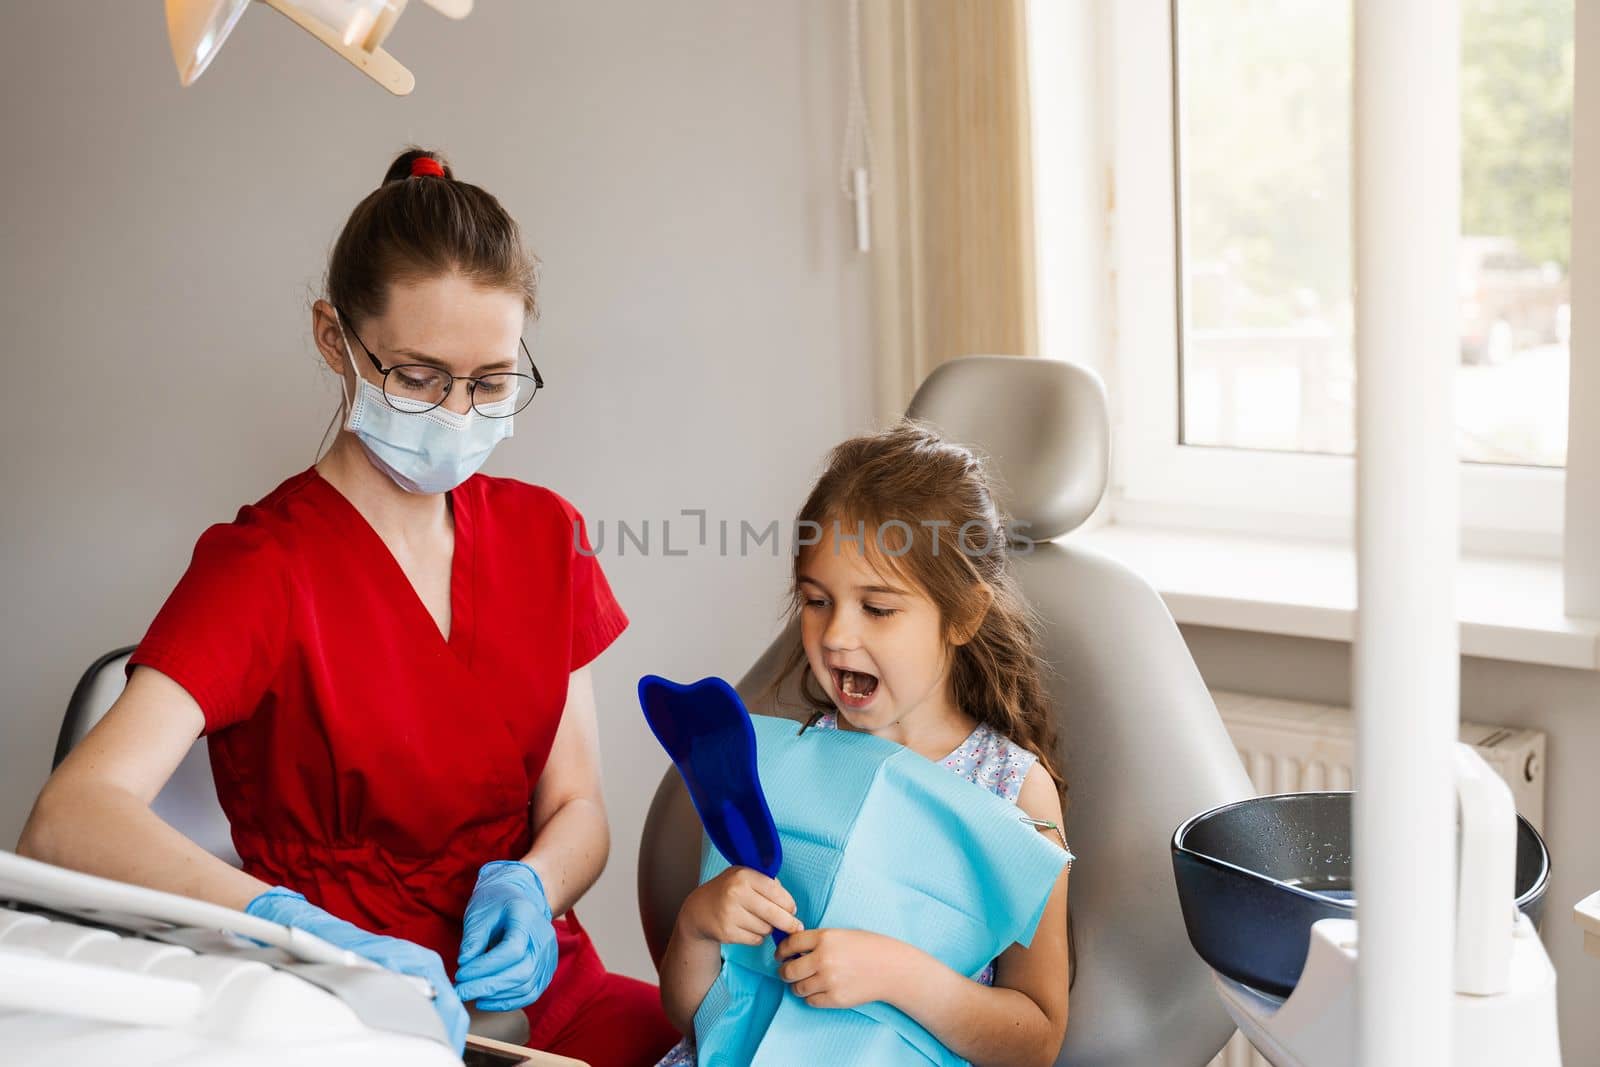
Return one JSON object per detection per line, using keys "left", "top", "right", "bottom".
{"left": 1184, "top": 624, "right": 1600, "bottom": 1063}
{"left": 0, "top": 1, "right": 873, "bottom": 981}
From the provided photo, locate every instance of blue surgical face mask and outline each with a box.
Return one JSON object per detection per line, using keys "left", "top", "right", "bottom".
{"left": 336, "top": 324, "right": 515, "bottom": 495}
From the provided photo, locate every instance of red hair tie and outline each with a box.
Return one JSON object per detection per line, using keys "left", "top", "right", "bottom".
{"left": 410, "top": 157, "right": 446, "bottom": 179}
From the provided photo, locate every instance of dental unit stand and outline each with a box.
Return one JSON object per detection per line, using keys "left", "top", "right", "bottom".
{"left": 1351, "top": 0, "right": 1465, "bottom": 1059}
{"left": 1575, "top": 893, "right": 1600, "bottom": 961}
{"left": 1274, "top": 2, "right": 1567, "bottom": 1062}
{"left": 1209, "top": 744, "right": 1561, "bottom": 1067}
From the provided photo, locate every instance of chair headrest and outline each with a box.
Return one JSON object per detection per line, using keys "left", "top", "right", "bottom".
{"left": 904, "top": 356, "right": 1109, "bottom": 542}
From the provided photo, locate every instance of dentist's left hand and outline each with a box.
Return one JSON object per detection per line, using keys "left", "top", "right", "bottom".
{"left": 245, "top": 886, "right": 469, "bottom": 1054}
{"left": 454, "top": 860, "right": 560, "bottom": 1011}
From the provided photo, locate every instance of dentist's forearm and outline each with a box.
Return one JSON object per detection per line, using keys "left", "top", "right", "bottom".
{"left": 520, "top": 795, "right": 608, "bottom": 916}
{"left": 17, "top": 778, "right": 270, "bottom": 912}
{"left": 879, "top": 941, "right": 1059, "bottom": 1067}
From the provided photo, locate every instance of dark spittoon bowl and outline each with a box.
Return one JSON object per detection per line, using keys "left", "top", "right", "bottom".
{"left": 1171, "top": 791, "right": 1550, "bottom": 999}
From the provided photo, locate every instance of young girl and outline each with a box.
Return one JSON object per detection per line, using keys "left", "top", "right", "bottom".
{"left": 656, "top": 421, "right": 1072, "bottom": 1067}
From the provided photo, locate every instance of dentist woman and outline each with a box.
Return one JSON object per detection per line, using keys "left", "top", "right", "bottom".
{"left": 18, "top": 148, "right": 679, "bottom": 1065}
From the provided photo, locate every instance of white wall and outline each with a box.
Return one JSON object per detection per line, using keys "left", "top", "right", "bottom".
{"left": 0, "top": 1, "right": 874, "bottom": 981}
{"left": 1183, "top": 624, "right": 1600, "bottom": 1063}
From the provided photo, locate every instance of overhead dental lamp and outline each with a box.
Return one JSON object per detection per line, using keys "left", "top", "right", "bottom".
{"left": 164, "top": 0, "right": 472, "bottom": 95}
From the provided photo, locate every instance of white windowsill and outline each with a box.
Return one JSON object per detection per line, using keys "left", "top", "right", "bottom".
{"left": 1073, "top": 523, "right": 1600, "bottom": 671}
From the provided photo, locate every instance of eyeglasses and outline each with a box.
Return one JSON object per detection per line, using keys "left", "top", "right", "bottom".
{"left": 337, "top": 308, "right": 543, "bottom": 418}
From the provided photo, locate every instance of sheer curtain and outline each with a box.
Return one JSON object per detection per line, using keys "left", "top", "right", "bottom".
{"left": 862, "top": 0, "right": 1038, "bottom": 421}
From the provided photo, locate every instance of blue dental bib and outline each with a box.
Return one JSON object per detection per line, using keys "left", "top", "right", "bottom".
{"left": 639, "top": 677, "right": 1070, "bottom": 1067}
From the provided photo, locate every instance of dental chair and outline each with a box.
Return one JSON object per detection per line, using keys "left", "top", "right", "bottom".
{"left": 637, "top": 354, "right": 1256, "bottom": 1066}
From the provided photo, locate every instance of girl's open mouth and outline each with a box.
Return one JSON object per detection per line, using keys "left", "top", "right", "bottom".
{"left": 831, "top": 667, "right": 879, "bottom": 709}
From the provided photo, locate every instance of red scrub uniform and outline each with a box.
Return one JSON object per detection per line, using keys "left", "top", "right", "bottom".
{"left": 129, "top": 468, "right": 679, "bottom": 1064}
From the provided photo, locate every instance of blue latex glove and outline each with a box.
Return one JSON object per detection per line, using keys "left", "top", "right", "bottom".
{"left": 245, "top": 886, "right": 468, "bottom": 1055}
{"left": 454, "top": 860, "right": 559, "bottom": 1011}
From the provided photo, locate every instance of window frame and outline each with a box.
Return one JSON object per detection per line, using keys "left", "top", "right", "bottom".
{"left": 1106, "top": 0, "right": 1568, "bottom": 559}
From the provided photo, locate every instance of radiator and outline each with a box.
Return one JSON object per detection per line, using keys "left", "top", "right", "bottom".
{"left": 1202, "top": 689, "right": 1548, "bottom": 1067}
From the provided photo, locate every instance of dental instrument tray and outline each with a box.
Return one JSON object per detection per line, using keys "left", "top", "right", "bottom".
{"left": 0, "top": 848, "right": 461, "bottom": 1066}
{"left": 1171, "top": 791, "right": 1550, "bottom": 997}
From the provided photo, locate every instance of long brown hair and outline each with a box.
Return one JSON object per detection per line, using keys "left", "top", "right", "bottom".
{"left": 327, "top": 147, "right": 539, "bottom": 323}
{"left": 774, "top": 420, "right": 1065, "bottom": 802}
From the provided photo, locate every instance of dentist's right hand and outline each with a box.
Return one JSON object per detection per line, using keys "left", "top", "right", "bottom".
{"left": 245, "top": 886, "right": 469, "bottom": 1054}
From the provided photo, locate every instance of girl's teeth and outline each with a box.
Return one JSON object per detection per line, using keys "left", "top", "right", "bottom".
{"left": 840, "top": 670, "right": 876, "bottom": 698}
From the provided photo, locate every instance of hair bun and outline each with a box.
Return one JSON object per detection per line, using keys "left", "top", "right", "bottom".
{"left": 382, "top": 147, "right": 453, "bottom": 185}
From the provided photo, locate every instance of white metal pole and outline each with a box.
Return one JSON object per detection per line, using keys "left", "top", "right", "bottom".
{"left": 1353, "top": 3, "right": 1460, "bottom": 1065}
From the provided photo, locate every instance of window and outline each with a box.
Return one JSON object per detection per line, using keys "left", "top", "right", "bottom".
{"left": 1174, "top": 0, "right": 1572, "bottom": 468}
{"left": 1174, "top": 0, "right": 1353, "bottom": 457}
{"left": 1109, "top": 0, "right": 1572, "bottom": 551}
